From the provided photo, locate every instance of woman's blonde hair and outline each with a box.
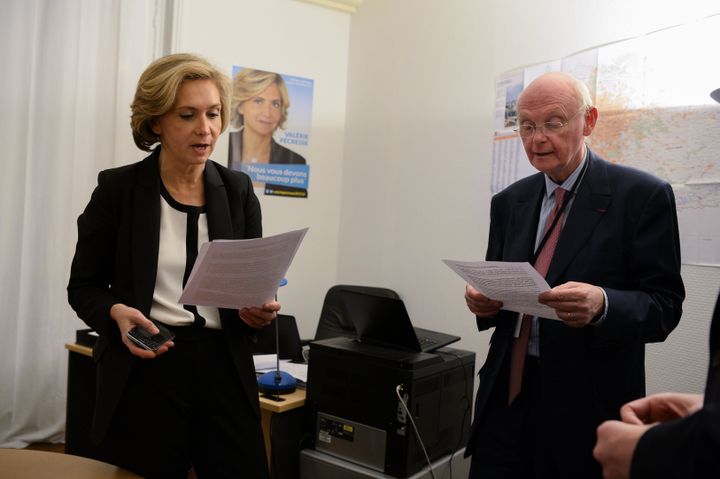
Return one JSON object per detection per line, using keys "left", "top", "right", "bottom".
{"left": 230, "top": 68, "right": 290, "bottom": 129}
{"left": 130, "top": 53, "right": 231, "bottom": 151}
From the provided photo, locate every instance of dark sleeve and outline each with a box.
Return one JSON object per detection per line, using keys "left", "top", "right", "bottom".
{"left": 67, "top": 171, "right": 121, "bottom": 337}
{"left": 592, "top": 181, "right": 684, "bottom": 346}
{"left": 476, "top": 193, "right": 503, "bottom": 332}
{"left": 631, "top": 403, "right": 720, "bottom": 478}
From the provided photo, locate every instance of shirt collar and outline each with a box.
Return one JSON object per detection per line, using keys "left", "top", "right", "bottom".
{"left": 544, "top": 147, "right": 588, "bottom": 199}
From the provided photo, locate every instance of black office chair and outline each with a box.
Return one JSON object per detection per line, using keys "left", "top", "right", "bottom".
{"left": 249, "top": 313, "right": 304, "bottom": 361}
{"left": 312, "top": 284, "right": 401, "bottom": 341}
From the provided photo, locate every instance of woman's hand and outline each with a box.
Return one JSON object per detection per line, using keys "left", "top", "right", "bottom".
{"left": 239, "top": 301, "right": 281, "bottom": 329}
{"left": 110, "top": 303, "right": 174, "bottom": 359}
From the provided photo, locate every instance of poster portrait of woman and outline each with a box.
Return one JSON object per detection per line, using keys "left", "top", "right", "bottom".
{"left": 228, "top": 67, "right": 313, "bottom": 198}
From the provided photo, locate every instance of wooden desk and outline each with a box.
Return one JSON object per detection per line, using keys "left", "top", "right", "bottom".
{"left": 0, "top": 448, "right": 141, "bottom": 478}
{"left": 65, "top": 343, "right": 307, "bottom": 479}
{"left": 259, "top": 388, "right": 306, "bottom": 466}
{"left": 65, "top": 343, "right": 93, "bottom": 357}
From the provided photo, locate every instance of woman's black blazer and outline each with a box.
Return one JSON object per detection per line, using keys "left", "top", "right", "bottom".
{"left": 67, "top": 148, "right": 263, "bottom": 444}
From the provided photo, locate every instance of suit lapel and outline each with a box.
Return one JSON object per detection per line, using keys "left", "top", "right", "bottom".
{"left": 132, "top": 151, "right": 161, "bottom": 315}
{"left": 546, "top": 151, "right": 612, "bottom": 285}
{"left": 204, "top": 160, "right": 233, "bottom": 240}
{"left": 506, "top": 176, "right": 545, "bottom": 262}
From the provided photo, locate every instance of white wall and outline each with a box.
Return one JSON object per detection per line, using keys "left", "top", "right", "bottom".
{"left": 173, "top": 0, "right": 720, "bottom": 394}
{"left": 174, "top": 0, "right": 351, "bottom": 339}
{"left": 340, "top": 0, "right": 720, "bottom": 395}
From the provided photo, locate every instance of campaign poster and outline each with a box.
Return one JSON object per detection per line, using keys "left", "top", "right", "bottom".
{"left": 227, "top": 65, "right": 313, "bottom": 198}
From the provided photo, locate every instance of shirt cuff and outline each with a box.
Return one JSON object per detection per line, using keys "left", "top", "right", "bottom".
{"left": 590, "top": 287, "right": 609, "bottom": 325}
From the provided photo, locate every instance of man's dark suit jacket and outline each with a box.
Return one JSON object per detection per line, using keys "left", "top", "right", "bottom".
{"left": 632, "top": 292, "right": 720, "bottom": 478}
{"left": 67, "top": 148, "right": 262, "bottom": 444}
{"left": 466, "top": 148, "right": 685, "bottom": 474}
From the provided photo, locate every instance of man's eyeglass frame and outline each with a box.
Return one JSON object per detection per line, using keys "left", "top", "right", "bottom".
{"left": 514, "top": 108, "right": 588, "bottom": 139}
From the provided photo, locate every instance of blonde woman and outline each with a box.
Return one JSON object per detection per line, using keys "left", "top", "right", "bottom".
{"left": 68, "top": 53, "right": 276, "bottom": 478}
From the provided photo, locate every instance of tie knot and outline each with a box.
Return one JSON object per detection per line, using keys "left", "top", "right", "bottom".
{"left": 555, "top": 187, "right": 566, "bottom": 205}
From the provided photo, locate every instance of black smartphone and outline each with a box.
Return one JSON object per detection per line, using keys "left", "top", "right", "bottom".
{"left": 127, "top": 321, "right": 175, "bottom": 351}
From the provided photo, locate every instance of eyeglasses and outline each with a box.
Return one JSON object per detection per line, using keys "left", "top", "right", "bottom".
{"left": 514, "top": 109, "right": 587, "bottom": 139}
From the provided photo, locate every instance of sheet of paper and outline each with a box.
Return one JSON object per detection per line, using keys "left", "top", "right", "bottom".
{"left": 253, "top": 354, "right": 279, "bottom": 371}
{"left": 179, "top": 228, "right": 308, "bottom": 309}
{"left": 442, "top": 259, "right": 560, "bottom": 320}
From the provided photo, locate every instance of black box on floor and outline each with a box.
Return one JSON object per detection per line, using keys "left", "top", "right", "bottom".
{"left": 306, "top": 337, "right": 474, "bottom": 478}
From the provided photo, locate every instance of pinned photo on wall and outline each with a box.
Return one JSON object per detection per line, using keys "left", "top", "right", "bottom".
{"left": 228, "top": 65, "right": 313, "bottom": 198}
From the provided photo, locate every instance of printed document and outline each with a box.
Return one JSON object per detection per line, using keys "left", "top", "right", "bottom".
{"left": 179, "top": 228, "right": 308, "bottom": 309}
{"left": 442, "top": 260, "right": 559, "bottom": 320}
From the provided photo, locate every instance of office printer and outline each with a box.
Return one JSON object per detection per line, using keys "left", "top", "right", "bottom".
{"left": 306, "top": 337, "right": 475, "bottom": 478}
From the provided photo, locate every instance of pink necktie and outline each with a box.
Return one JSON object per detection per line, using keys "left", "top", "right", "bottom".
{"left": 508, "top": 188, "right": 567, "bottom": 405}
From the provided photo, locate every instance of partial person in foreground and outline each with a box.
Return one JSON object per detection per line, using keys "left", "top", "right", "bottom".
{"left": 67, "top": 53, "right": 278, "bottom": 478}
{"left": 463, "top": 71, "right": 685, "bottom": 478}
{"left": 593, "top": 87, "right": 720, "bottom": 479}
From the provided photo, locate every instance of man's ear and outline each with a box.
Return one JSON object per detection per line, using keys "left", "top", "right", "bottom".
{"left": 583, "top": 107, "right": 599, "bottom": 136}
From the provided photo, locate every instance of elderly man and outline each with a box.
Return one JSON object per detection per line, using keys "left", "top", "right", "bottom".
{"left": 464, "top": 72, "right": 685, "bottom": 478}
{"left": 593, "top": 88, "right": 720, "bottom": 479}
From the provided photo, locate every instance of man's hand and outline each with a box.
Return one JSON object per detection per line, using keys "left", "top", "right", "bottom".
{"left": 110, "top": 303, "right": 174, "bottom": 359}
{"left": 594, "top": 420, "right": 650, "bottom": 479}
{"left": 620, "top": 392, "right": 704, "bottom": 425}
{"left": 465, "top": 284, "right": 503, "bottom": 317}
{"left": 240, "top": 301, "right": 281, "bottom": 329}
{"left": 538, "top": 281, "right": 604, "bottom": 327}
